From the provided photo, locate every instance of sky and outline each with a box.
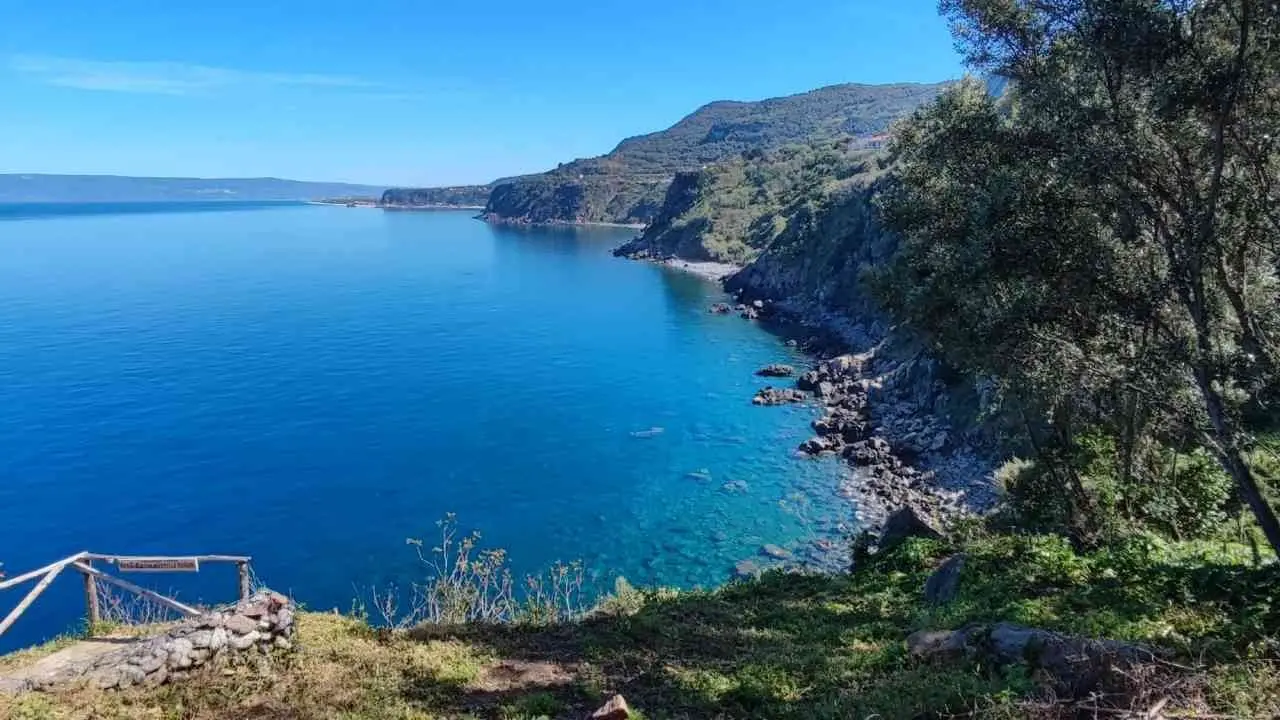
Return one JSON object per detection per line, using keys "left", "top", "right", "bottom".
{"left": 0, "top": 0, "right": 965, "bottom": 186}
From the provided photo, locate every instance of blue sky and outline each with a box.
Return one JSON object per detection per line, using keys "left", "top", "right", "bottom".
{"left": 0, "top": 0, "right": 963, "bottom": 186}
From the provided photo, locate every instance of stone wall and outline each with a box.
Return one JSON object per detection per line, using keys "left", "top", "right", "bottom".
{"left": 27, "top": 591, "right": 295, "bottom": 691}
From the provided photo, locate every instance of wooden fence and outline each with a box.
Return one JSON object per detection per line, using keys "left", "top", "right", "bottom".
{"left": 0, "top": 552, "right": 252, "bottom": 639}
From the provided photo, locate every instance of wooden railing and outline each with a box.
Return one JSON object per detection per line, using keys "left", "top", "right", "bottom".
{"left": 0, "top": 552, "right": 252, "bottom": 639}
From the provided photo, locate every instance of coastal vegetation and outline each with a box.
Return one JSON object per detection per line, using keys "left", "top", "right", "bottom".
{"left": 380, "top": 185, "right": 492, "bottom": 208}
{"left": 386, "top": 82, "right": 948, "bottom": 226}
{"left": 481, "top": 82, "right": 944, "bottom": 225}
{"left": 3, "top": 531, "right": 1277, "bottom": 718}
{"left": 4, "top": 0, "right": 1280, "bottom": 718}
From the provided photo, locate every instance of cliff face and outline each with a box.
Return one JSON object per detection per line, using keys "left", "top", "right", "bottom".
{"left": 618, "top": 140, "right": 887, "bottom": 266}
{"left": 485, "top": 82, "right": 950, "bottom": 226}
{"left": 379, "top": 185, "right": 491, "bottom": 208}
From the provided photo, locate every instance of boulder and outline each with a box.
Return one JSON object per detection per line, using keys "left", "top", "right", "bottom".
{"left": 796, "top": 370, "right": 822, "bottom": 391}
{"left": 755, "top": 363, "right": 795, "bottom": 378}
{"left": 879, "top": 506, "right": 947, "bottom": 550}
{"left": 907, "top": 623, "right": 1157, "bottom": 694}
{"left": 708, "top": 302, "right": 733, "bottom": 314}
{"left": 740, "top": 306, "right": 760, "bottom": 320}
{"left": 799, "top": 436, "right": 841, "bottom": 456}
{"left": 591, "top": 694, "right": 631, "bottom": 720}
{"left": 923, "top": 554, "right": 966, "bottom": 605}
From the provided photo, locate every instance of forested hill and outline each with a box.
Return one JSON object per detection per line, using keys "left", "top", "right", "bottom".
{"left": 379, "top": 185, "right": 491, "bottom": 208}
{"left": 0, "top": 175, "right": 387, "bottom": 203}
{"left": 482, "top": 82, "right": 947, "bottom": 225}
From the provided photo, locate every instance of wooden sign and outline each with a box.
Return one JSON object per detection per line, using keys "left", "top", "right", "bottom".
{"left": 115, "top": 558, "right": 200, "bottom": 572}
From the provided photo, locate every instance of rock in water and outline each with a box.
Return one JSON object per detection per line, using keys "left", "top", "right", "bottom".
{"left": 752, "top": 387, "right": 807, "bottom": 406}
{"left": 708, "top": 302, "right": 733, "bottom": 314}
{"left": 761, "top": 544, "right": 792, "bottom": 560}
{"left": 591, "top": 694, "right": 631, "bottom": 719}
{"left": 755, "top": 363, "right": 796, "bottom": 377}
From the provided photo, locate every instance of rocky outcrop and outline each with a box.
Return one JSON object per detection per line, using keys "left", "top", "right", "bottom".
{"left": 756, "top": 364, "right": 795, "bottom": 377}
{"left": 752, "top": 387, "right": 807, "bottom": 406}
{"left": 907, "top": 623, "right": 1157, "bottom": 695}
{"left": 14, "top": 592, "right": 295, "bottom": 692}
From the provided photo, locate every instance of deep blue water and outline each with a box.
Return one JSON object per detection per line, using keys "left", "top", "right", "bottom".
{"left": 0, "top": 202, "right": 847, "bottom": 651}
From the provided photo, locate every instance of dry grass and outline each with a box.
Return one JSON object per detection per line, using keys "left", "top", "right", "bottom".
{"left": 1, "top": 535, "right": 1277, "bottom": 719}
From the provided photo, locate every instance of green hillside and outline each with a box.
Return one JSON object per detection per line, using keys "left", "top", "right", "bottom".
{"left": 481, "top": 82, "right": 947, "bottom": 226}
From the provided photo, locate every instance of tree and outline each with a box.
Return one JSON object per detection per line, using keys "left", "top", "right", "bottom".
{"left": 883, "top": 0, "right": 1280, "bottom": 552}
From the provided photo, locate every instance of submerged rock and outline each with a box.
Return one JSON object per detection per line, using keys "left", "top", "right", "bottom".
{"left": 761, "top": 544, "right": 792, "bottom": 560}
{"left": 709, "top": 302, "right": 733, "bottom": 314}
{"left": 734, "top": 559, "right": 763, "bottom": 578}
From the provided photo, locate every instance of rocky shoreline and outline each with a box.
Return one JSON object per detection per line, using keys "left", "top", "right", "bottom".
{"left": 612, "top": 244, "right": 742, "bottom": 282}
{"left": 612, "top": 237, "right": 997, "bottom": 573}
{"left": 702, "top": 289, "right": 998, "bottom": 575}
{"left": 482, "top": 213, "right": 647, "bottom": 230}
{"left": 736, "top": 296, "right": 996, "bottom": 534}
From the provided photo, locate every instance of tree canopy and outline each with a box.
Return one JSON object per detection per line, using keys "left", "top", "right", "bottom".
{"left": 880, "top": 0, "right": 1280, "bottom": 551}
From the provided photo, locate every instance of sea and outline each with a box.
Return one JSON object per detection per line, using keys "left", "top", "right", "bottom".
{"left": 0, "top": 201, "right": 848, "bottom": 652}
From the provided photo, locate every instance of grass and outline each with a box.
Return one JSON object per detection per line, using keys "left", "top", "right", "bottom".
{"left": 1, "top": 534, "right": 1277, "bottom": 719}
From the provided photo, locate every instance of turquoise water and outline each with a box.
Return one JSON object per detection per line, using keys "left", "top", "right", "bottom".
{"left": 0, "top": 202, "right": 847, "bottom": 650}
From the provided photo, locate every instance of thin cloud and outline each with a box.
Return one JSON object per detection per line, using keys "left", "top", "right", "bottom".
{"left": 9, "top": 54, "right": 377, "bottom": 95}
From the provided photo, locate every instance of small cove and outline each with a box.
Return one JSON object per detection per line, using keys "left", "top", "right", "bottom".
{"left": 0, "top": 203, "right": 850, "bottom": 651}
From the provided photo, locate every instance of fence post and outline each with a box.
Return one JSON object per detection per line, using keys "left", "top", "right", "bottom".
{"left": 82, "top": 560, "right": 100, "bottom": 634}
{"left": 236, "top": 561, "right": 250, "bottom": 600}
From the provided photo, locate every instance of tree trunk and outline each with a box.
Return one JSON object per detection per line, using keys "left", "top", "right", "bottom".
{"left": 1194, "top": 367, "right": 1280, "bottom": 556}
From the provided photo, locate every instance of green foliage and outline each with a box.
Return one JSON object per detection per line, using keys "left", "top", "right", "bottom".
{"left": 500, "top": 691, "right": 562, "bottom": 719}
{"left": 626, "top": 139, "right": 884, "bottom": 264}
{"left": 380, "top": 186, "right": 491, "bottom": 207}
{"left": 878, "top": 0, "right": 1280, "bottom": 551}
